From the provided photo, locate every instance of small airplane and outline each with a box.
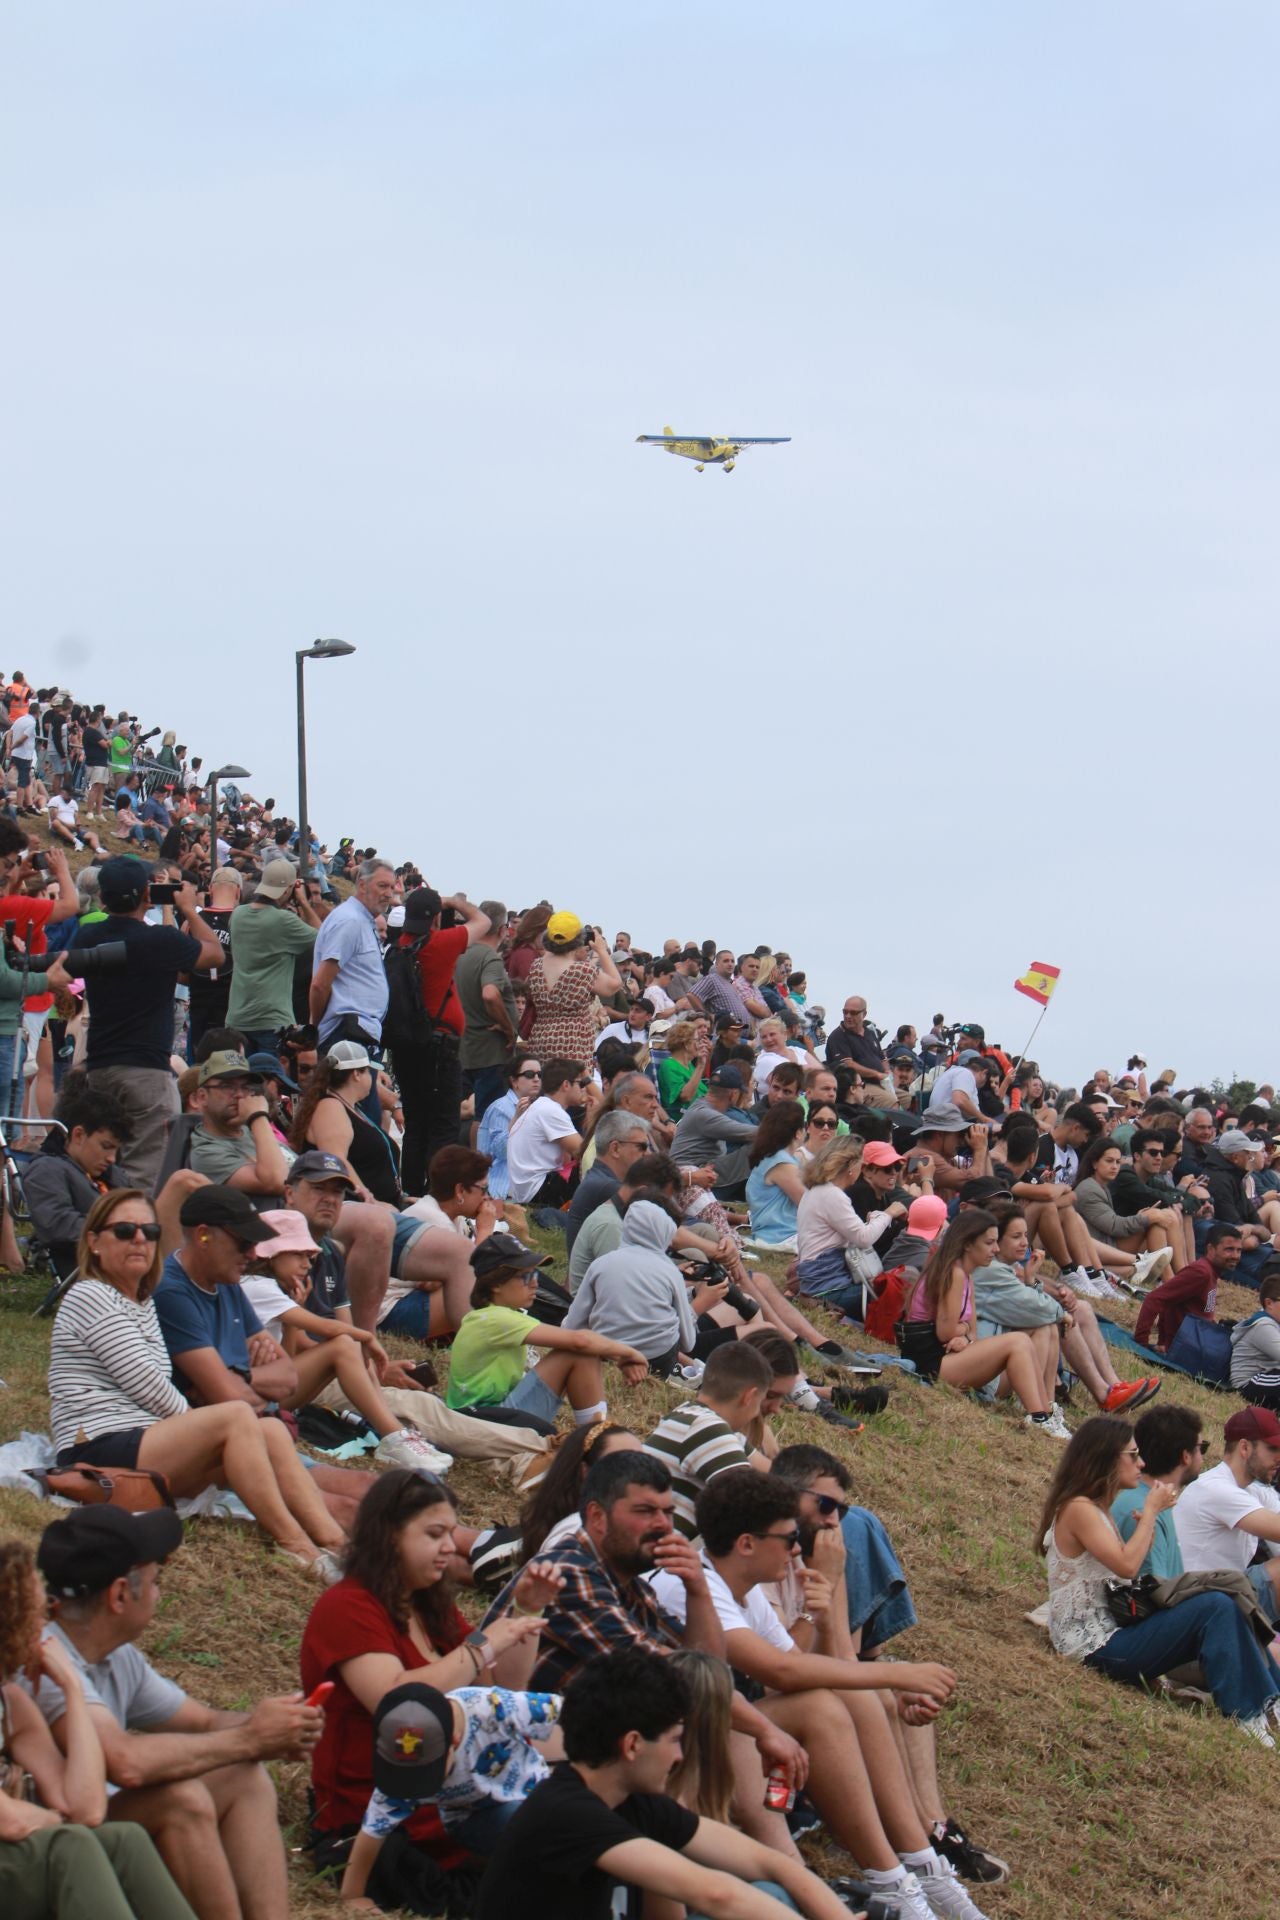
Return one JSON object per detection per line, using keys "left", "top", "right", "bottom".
{"left": 636, "top": 426, "right": 791, "bottom": 473}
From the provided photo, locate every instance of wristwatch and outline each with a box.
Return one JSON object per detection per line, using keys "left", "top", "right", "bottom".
{"left": 465, "top": 1629, "right": 497, "bottom": 1672}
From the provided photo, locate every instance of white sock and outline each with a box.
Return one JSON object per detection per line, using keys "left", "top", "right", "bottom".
{"left": 901, "top": 1847, "right": 943, "bottom": 1875}
{"left": 573, "top": 1401, "right": 607, "bottom": 1427}
{"left": 864, "top": 1866, "right": 909, "bottom": 1888}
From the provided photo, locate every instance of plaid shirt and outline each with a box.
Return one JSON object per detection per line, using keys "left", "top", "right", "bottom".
{"left": 482, "top": 1527, "right": 684, "bottom": 1693}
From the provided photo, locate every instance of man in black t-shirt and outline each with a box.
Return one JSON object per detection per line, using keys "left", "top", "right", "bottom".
{"left": 477, "top": 1649, "right": 850, "bottom": 1920}
{"left": 48, "top": 855, "right": 223, "bottom": 1190}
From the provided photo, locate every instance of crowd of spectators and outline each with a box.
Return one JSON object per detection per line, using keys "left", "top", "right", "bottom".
{"left": 5, "top": 670, "right": 1280, "bottom": 1915}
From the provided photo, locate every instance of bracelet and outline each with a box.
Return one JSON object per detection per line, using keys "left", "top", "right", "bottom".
{"left": 512, "top": 1601, "right": 543, "bottom": 1618}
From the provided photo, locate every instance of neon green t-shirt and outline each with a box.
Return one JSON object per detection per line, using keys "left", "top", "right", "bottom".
{"left": 446, "top": 1305, "right": 540, "bottom": 1409}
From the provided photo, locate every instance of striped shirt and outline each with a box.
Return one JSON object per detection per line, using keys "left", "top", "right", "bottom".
{"left": 49, "top": 1279, "right": 187, "bottom": 1456}
{"left": 643, "top": 1403, "right": 751, "bottom": 1540}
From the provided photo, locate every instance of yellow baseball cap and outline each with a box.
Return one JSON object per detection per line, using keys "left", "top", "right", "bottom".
{"left": 546, "top": 911, "right": 583, "bottom": 946}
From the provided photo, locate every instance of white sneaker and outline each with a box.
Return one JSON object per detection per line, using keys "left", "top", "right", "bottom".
{"left": 1065, "top": 1265, "right": 1102, "bottom": 1297}
{"left": 868, "top": 1872, "right": 936, "bottom": 1920}
{"left": 375, "top": 1429, "right": 454, "bottom": 1475}
{"left": 1237, "top": 1712, "right": 1276, "bottom": 1749}
{"left": 788, "top": 1379, "right": 821, "bottom": 1412}
{"left": 1024, "top": 1413, "right": 1070, "bottom": 1440}
{"left": 1133, "top": 1247, "right": 1173, "bottom": 1286}
{"left": 913, "top": 1856, "right": 992, "bottom": 1919}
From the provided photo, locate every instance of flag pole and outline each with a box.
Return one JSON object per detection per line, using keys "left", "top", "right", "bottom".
{"left": 1014, "top": 999, "right": 1052, "bottom": 1069}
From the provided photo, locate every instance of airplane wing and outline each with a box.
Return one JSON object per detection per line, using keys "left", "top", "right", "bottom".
{"left": 721, "top": 437, "right": 791, "bottom": 444}
{"left": 636, "top": 434, "right": 715, "bottom": 446}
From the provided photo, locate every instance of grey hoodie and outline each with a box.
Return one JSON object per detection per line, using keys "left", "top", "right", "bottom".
{"left": 564, "top": 1199, "right": 697, "bottom": 1361}
{"left": 1229, "top": 1309, "right": 1280, "bottom": 1389}
{"left": 972, "top": 1258, "right": 1067, "bottom": 1334}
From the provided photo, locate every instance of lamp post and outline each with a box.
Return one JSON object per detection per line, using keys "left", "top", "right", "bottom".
{"left": 296, "top": 639, "right": 356, "bottom": 881}
{"left": 207, "top": 765, "right": 250, "bottom": 874}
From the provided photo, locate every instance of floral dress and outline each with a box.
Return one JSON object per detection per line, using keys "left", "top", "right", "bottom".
{"left": 1043, "top": 1520, "right": 1119, "bottom": 1662}
{"left": 526, "top": 952, "right": 601, "bottom": 1062}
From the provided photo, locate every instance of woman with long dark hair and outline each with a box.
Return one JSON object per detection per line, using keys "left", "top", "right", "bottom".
{"left": 899, "top": 1209, "right": 1069, "bottom": 1435}
{"left": 300, "top": 1472, "right": 560, "bottom": 1874}
{"left": 1072, "top": 1136, "right": 1179, "bottom": 1285}
{"left": 0, "top": 1542, "right": 196, "bottom": 1919}
{"left": 744, "top": 1099, "right": 808, "bottom": 1248}
{"left": 1038, "top": 1417, "right": 1280, "bottom": 1742}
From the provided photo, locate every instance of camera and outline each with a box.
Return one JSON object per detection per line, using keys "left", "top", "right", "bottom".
{"left": 149, "top": 883, "right": 178, "bottom": 906}
{"left": 682, "top": 1258, "right": 760, "bottom": 1322}
{"left": 1, "top": 928, "right": 130, "bottom": 979}
{"left": 30, "top": 853, "right": 49, "bottom": 874}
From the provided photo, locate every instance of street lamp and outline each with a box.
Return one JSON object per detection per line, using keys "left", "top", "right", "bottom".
{"left": 207, "top": 764, "right": 250, "bottom": 869}
{"left": 296, "top": 639, "right": 356, "bottom": 881}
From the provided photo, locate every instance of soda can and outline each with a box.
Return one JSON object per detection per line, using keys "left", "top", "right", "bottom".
{"left": 763, "top": 1765, "right": 795, "bottom": 1813}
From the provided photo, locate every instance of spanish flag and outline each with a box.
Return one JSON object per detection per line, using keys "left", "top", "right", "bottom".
{"left": 1014, "top": 962, "right": 1060, "bottom": 1006}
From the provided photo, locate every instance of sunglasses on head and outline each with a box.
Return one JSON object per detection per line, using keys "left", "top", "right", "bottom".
{"left": 102, "top": 1221, "right": 162, "bottom": 1243}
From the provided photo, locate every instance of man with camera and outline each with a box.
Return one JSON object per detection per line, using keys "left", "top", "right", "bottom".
{"left": 45, "top": 854, "right": 224, "bottom": 1190}
{"left": 225, "top": 856, "right": 321, "bottom": 1054}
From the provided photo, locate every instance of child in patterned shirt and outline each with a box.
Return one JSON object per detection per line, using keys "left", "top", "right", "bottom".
{"left": 341, "top": 1680, "right": 563, "bottom": 1908}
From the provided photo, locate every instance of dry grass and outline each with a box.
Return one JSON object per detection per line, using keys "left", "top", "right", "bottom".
{"left": 4, "top": 1177, "right": 1280, "bottom": 1915}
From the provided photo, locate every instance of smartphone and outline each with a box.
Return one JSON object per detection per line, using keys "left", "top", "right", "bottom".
{"left": 305, "top": 1681, "right": 335, "bottom": 1707}
{"left": 150, "top": 883, "right": 178, "bottom": 906}
{"left": 30, "top": 853, "right": 49, "bottom": 874}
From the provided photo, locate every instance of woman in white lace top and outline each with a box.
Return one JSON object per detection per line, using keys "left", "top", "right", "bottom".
{"left": 1038, "top": 1416, "right": 1280, "bottom": 1743}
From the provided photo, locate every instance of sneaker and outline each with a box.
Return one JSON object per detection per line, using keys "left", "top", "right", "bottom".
{"left": 375, "top": 1429, "right": 454, "bottom": 1475}
{"left": 862, "top": 1872, "right": 935, "bottom": 1920}
{"left": 1039, "top": 1405, "right": 1072, "bottom": 1440}
{"left": 1064, "top": 1265, "right": 1103, "bottom": 1298}
{"left": 933, "top": 1819, "right": 1010, "bottom": 1886}
{"left": 1102, "top": 1379, "right": 1151, "bottom": 1415}
{"left": 913, "top": 1855, "right": 992, "bottom": 1919}
{"left": 832, "top": 1382, "right": 891, "bottom": 1417}
{"left": 1126, "top": 1376, "right": 1163, "bottom": 1409}
{"left": 1237, "top": 1712, "right": 1277, "bottom": 1748}
{"left": 1133, "top": 1247, "right": 1172, "bottom": 1287}
{"left": 1024, "top": 1413, "right": 1070, "bottom": 1440}
{"left": 788, "top": 1379, "right": 822, "bottom": 1412}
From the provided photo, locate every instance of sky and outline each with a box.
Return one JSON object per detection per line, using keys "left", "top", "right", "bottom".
{"left": 3, "top": 3, "right": 1277, "bottom": 1087}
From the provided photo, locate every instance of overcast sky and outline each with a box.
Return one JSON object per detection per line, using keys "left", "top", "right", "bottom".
{"left": 3, "top": 3, "right": 1276, "bottom": 1086}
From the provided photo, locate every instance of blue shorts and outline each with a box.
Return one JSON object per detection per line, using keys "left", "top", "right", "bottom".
{"left": 390, "top": 1211, "right": 432, "bottom": 1279}
{"left": 501, "top": 1368, "right": 561, "bottom": 1426}
{"left": 1248, "top": 1562, "right": 1280, "bottom": 1625}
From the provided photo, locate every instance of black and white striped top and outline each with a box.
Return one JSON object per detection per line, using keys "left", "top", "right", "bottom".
{"left": 49, "top": 1278, "right": 187, "bottom": 1456}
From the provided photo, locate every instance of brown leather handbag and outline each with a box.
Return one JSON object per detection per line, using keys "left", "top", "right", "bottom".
{"left": 41, "top": 1464, "right": 175, "bottom": 1512}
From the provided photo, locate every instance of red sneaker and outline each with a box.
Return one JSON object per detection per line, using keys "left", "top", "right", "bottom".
{"left": 1103, "top": 1379, "right": 1150, "bottom": 1414}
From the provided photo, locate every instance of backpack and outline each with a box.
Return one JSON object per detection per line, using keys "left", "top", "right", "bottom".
{"left": 863, "top": 1264, "right": 912, "bottom": 1344}
{"left": 1164, "top": 1314, "right": 1233, "bottom": 1387}
{"left": 382, "top": 935, "right": 451, "bottom": 1053}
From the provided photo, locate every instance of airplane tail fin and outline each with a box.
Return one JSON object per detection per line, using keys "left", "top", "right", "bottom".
{"left": 663, "top": 425, "right": 675, "bottom": 438}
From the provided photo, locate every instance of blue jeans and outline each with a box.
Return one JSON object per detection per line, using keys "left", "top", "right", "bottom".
{"left": 470, "top": 1064, "right": 510, "bottom": 1121}
{"left": 796, "top": 1249, "right": 864, "bottom": 1321}
{"left": 0, "top": 1030, "right": 26, "bottom": 1119}
{"left": 1087, "top": 1589, "right": 1280, "bottom": 1721}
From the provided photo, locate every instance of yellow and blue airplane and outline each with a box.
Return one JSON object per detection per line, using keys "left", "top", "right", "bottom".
{"left": 636, "top": 426, "right": 791, "bottom": 473}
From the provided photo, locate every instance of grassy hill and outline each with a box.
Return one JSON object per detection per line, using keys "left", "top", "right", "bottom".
{"left": 3, "top": 1236, "right": 1277, "bottom": 1920}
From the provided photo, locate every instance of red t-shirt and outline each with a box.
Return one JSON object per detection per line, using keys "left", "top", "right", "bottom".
{"left": 400, "top": 924, "right": 468, "bottom": 1037}
{"left": 0, "top": 895, "right": 54, "bottom": 1014}
{"left": 299, "top": 1576, "right": 469, "bottom": 1858}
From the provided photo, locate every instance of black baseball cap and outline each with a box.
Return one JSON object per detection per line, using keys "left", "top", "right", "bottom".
{"left": 403, "top": 886, "right": 443, "bottom": 931}
{"left": 373, "top": 1683, "right": 453, "bottom": 1797}
{"left": 714, "top": 1013, "right": 743, "bottom": 1032}
{"left": 178, "top": 1184, "right": 276, "bottom": 1243}
{"left": 38, "top": 1505, "right": 183, "bottom": 1599}
{"left": 470, "top": 1233, "right": 549, "bottom": 1280}
{"left": 97, "top": 854, "right": 151, "bottom": 909}
{"left": 247, "top": 1051, "right": 300, "bottom": 1093}
{"left": 709, "top": 1065, "right": 744, "bottom": 1090}
{"left": 287, "top": 1150, "right": 354, "bottom": 1187}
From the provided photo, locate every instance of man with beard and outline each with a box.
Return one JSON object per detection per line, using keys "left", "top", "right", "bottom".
{"left": 480, "top": 1449, "right": 807, "bottom": 1823}
{"left": 1111, "top": 1404, "right": 1206, "bottom": 1578}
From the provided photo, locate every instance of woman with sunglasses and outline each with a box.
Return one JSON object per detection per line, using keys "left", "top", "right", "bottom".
{"left": 475, "top": 1056, "right": 541, "bottom": 1200}
{"left": 800, "top": 1100, "right": 841, "bottom": 1162}
{"left": 48, "top": 1189, "right": 345, "bottom": 1575}
{"left": 1038, "top": 1417, "right": 1280, "bottom": 1742}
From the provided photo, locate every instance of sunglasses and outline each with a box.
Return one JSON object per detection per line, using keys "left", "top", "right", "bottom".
{"left": 101, "top": 1221, "right": 162, "bottom": 1243}
{"left": 812, "top": 1492, "right": 850, "bottom": 1519}
{"left": 516, "top": 1071, "right": 541, "bottom": 1081}
{"left": 809, "top": 1117, "right": 838, "bottom": 1130}
{"left": 756, "top": 1527, "right": 802, "bottom": 1549}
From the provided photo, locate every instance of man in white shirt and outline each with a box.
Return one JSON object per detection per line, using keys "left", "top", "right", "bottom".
{"left": 5, "top": 706, "right": 37, "bottom": 812}
{"left": 47, "top": 778, "right": 103, "bottom": 854}
{"left": 506, "top": 1057, "right": 599, "bottom": 1205}
{"left": 1172, "top": 1405, "right": 1280, "bottom": 1624}
{"left": 648, "top": 1472, "right": 985, "bottom": 1920}
{"left": 596, "top": 998, "right": 654, "bottom": 1053}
